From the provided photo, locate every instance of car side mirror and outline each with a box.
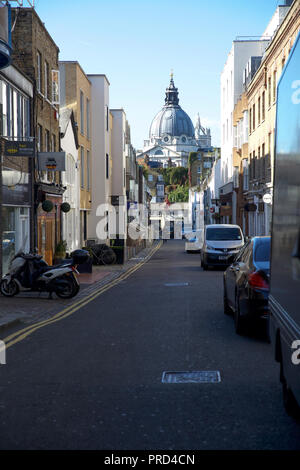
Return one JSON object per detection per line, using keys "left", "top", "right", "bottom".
{"left": 228, "top": 254, "right": 236, "bottom": 264}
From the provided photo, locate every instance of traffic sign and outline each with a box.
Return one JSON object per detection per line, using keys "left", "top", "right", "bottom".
{"left": 263, "top": 193, "right": 272, "bottom": 204}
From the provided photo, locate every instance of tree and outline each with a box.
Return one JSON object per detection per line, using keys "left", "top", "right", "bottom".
{"left": 170, "top": 167, "right": 188, "bottom": 186}
{"left": 168, "top": 185, "right": 189, "bottom": 203}
{"left": 188, "top": 152, "right": 198, "bottom": 186}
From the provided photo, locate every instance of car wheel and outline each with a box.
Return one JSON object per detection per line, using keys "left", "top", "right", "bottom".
{"left": 234, "top": 294, "right": 248, "bottom": 335}
{"left": 280, "top": 359, "right": 300, "bottom": 420}
{"left": 223, "top": 279, "right": 232, "bottom": 316}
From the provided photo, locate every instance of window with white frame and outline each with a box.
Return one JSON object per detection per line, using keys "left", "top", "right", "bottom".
{"left": 45, "top": 129, "right": 50, "bottom": 152}
{"left": 80, "top": 90, "right": 84, "bottom": 135}
{"left": 52, "top": 70, "right": 60, "bottom": 104}
{"left": 233, "top": 166, "right": 239, "bottom": 188}
{"left": 51, "top": 134, "right": 56, "bottom": 152}
{"left": 243, "top": 159, "right": 249, "bottom": 191}
{"left": 233, "top": 126, "right": 237, "bottom": 148}
{"left": 2, "top": 81, "right": 7, "bottom": 136}
{"left": 80, "top": 147, "right": 85, "bottom": 188}
{"left": 37, "top": 51, "right": 42, "bottom": 93}
{"left": 44, "top": 61, "right": 49, "bottom": 100}
{"left": 86, "top": 150, "right": 90, "bottom": 190}
{"left": 86, "top": 98, "right": 90, "bottom": 139}
{"left": 243, "top": 111, "right": 248, "bottom": 144}
{"left": 37, "top": 124, "right": 42, "bottom": 151}
{"left": 106, "top": 105, "right": 109, "bottom": 131}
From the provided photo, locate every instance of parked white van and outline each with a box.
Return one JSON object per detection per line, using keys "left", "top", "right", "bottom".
{"left": 200, "top": 224, "right": 244, "bottom": 270}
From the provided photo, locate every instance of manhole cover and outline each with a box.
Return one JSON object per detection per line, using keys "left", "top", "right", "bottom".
{"left": 162, "top": 371, "right": 221, "bottom": 384}
{"left": 164, "top": 283, "right": 189, "bottom": 287}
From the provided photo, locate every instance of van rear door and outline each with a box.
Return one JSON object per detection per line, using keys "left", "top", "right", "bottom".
{"left": 270, "top": 30, "right": 300, "bottom": 403}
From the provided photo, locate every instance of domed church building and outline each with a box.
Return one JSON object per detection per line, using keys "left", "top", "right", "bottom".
{"left": 139, "top": 74, "right": 211, "bottom": 168}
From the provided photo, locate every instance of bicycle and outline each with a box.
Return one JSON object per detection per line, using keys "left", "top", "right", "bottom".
{"left": 89, "top": 244, "right": 117, "bottom": 266}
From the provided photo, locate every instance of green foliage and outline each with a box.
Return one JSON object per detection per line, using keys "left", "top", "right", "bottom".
{"left": 158, "top": 167, "right": 188, "bottom": 186}
{"left": 188, "top": 152, "right": 198, "bottom": 168}
{"left": 142, "top": 167, "right": 149, "bottom": 179}
{"left": 42, "top": 200, "right": 54, "bottom": 213}
{"left": 168, "top": 185, "right": 189, "bottom": 203}
{"left": 55, "top": 240, "right": 67, "bottom": 255}
{"left": 165, "top": 184, "right": 177, "bottom": 194}
{"left": 170, "top": 167, "right": 188, "bottom": 186}
{"left": 159, "top": 168, "right": 173, "bottom": 185}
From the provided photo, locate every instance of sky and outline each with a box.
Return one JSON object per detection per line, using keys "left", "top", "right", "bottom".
{"left": 33, "top": 0, "right": 281, "bottom": 150}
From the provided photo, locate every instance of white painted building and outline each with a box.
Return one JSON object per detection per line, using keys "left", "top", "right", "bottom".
{"left": 220, "top": 39, "right": 270, "bottom": 187}
{"left": 261, "top": 1, "right": 293, "bottom": 40}
{"left": 110, "top": 108, "right": 127, "bottom": 239}
{"left": 60, "top": 108, "right": 81, "bottom": 252}
{"left": 220, "top": 38, "right": 270, "bottom": 224}
{"left": 87, "top": 74, "right": 112, "bottom": 243}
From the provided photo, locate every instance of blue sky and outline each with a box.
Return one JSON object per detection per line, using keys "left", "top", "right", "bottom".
{"left": 34, "top": 0, "right": 280, "bottom": 149}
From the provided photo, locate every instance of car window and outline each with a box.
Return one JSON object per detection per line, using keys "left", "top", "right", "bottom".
{"left": 254, "top": 239, "right": 271, "bottom": 262}
{"left": 235, "top": 240, "right": 250, "bottom": 262}
{"left": 242, "top": 242, "right": 253, "bottom": 265}
{"left": 206, "top": 227, "right": 242, "bottom": 241}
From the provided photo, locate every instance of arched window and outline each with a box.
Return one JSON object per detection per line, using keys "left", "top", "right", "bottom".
{"left": 155, "top": 150, "right": 163, "bottom": 155}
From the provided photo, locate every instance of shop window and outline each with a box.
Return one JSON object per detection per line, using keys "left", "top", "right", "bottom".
{"left": 2, "top": 207, "right": 29, "bottom": 274}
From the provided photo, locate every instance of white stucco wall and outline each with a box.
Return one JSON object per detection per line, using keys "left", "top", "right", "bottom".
{"left": 110, "top": 109, "right": 126, "bottom": 198}
{"left": 87, "top": 75, "right": 111, "bottom": 242}
{"left": 61, "top": 116, "right": 80, "bottom": 252}
{"left": 261, "top": 5, "right": 290, "bottom": 39}
{"left": 220, "top": 40, "right": 269, "bottom": 188}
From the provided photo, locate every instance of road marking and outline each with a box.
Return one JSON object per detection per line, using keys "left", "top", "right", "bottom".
{"left": 2, "top": 241, "right": 163, "bottom": 350}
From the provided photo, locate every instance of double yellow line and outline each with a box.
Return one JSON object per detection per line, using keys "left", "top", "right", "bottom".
{"left": 2, "top": 241, "right": 163, "bottom": 351}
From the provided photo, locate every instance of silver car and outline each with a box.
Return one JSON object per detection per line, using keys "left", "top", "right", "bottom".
{"left": 201, "top": 224, "right": 245, "bottom": 270}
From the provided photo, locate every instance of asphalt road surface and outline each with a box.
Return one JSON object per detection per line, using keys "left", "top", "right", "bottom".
{"left": 0, "top": 240, "right": 299, "bottom": 450}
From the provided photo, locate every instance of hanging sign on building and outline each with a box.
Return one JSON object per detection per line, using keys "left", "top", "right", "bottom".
{"left": 4, "top": 140, "right": 34, "bottom": 157}
{"left": 38, "top": 152, "right": 66, "bottom": 171}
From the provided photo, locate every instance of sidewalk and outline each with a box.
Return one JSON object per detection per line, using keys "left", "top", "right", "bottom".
{"left": 0, "top": 241, "right": 161, "bottom": 332}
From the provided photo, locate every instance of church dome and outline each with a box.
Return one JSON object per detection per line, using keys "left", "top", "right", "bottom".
{"left": 149, "top": 76, "right": 195, "bottom": 140}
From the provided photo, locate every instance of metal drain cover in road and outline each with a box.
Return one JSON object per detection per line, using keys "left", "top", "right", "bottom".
{"left": 164, "top": 283, "right": 189, "bottom": 287}
{"left": 162, "top": 371, "right": 221, "bottom": 384}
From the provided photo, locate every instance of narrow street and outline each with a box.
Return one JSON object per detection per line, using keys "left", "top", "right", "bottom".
{"left": 0, "top": 240, "right": 299, "bottom": 450}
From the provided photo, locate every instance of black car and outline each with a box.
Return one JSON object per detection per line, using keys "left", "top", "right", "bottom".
{"left": 223, "top": 236, "right": 271, "bottom": 335}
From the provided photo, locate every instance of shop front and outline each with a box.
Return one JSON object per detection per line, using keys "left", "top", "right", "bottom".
{"left": 2, "top": 157, "right": 32, "bottom": 275}
{"left": 36, "top": 186, "right": 64, "bottom": 266}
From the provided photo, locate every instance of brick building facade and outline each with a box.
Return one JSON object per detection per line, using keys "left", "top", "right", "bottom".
{"left": 11, "top": 7, "right": 64, "bottom": 264}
